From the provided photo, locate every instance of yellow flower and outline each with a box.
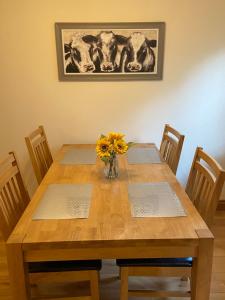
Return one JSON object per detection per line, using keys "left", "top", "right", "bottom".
{"left": 114, "top": 139, "right": 128, "bottom": 154}
{"left": 108, "top": 132, "right": 125, "bottom": 143}
{"left": 96, "top": 138, "right": 112, "bottom": 158}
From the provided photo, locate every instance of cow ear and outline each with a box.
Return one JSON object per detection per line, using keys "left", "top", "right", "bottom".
{"left": 64, "top": 43, "right": 71, "bottom": 53}
{"left": 82, "top": 35, "right": 98, "bottom": 44}
{"left": 147, "top": 39, "right": 157, "bottom": 48}
{"left": 115, "top": 35, "right": 128, "bottom": 45}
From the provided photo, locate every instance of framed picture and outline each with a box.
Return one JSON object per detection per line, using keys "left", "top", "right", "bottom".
{"left": 55, "top": 22, "right": 165, "bottom": 81}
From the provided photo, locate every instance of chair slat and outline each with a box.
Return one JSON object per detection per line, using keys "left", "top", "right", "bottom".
{"left": 42, "top": 140, "right": 52, "bottom": 168}
{"left": 5, "top": 182, "right": 19, "bottom": 215}
{"left": 167, "top": 143, "right": 176, "bottom": 167}
{"left": 2, "top": 186, "right": 17, "bottom": 221}
{"left": 0, "top": 201, "right": 11, "bottom": 240}
{"left": 7, "top": 178, "right": 23, "bottom": 214}
{"left": 192, "top": 171, "right": 204, "bottom": 206}
{"left": 0, "top": 165, "right": 18, "bottom": 190}
{"left": 0, "top": 191, "right": 11, "bottom": 223}
{"left": 35, "top": 143, "right": 49, "bottom": 175}
{"left": 14, "top": 172, "right": 30, "bottom": 209}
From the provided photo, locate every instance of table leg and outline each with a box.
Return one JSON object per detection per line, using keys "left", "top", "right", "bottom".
{"left": 120, "top": 267, "right": 129, "bottom": 300}
{"left": 191, "top": 229, "right": 214, "bottom": 300}
{"left": 6, "top": 243, "right": 31, "bottom": 300}
{"left": 90, "top": 271, "right": 100, "bottom": 300}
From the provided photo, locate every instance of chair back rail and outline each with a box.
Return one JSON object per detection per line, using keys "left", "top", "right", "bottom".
{"left": 186, "top": 147, "right": 225, "bottom": 226}
{"left": 0, "top": 152, "right": 30, "bottom": 240}
{"left": 160, "top": 124, "right": 185, "bottom": 174}
{"left": 25, "top": 125, "right": 53, "bottom": 184}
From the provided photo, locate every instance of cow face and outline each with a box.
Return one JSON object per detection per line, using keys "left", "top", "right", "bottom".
{"left": 69, "top": 37, "right": 95, "bottom": 73}
{"left": 124, "top": 32, "right": 157, "bottom": 72}
{"left": 97, "top": 31, "right": 117, "bottom": 72}
{"left": 83, "top": 32, "right": 127, "bottom": 73}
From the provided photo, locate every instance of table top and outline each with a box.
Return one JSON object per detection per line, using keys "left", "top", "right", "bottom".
{"left": 8, "top": 144, "right": 209, "bottom": 249}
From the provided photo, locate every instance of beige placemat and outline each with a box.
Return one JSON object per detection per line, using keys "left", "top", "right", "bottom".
{"left": 127, "top": 148, "right": 162, "bottom": 164}
{"left": 128, "top": 182, "right": 186, "bottom": 217}
{"left": 32, "top": 184, "right": 92, "bottom": 220}
{"left": 60, "top": 148, "right": 96, "bottom": 164}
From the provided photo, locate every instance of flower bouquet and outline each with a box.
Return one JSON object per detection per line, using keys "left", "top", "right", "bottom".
{"left": 96, "top": 132, "right": 133, "bottom": 179}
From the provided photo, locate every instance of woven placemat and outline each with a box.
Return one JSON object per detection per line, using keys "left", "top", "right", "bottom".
{"left": 33, "top": 184, "right": 92, "bottom": 219}
{"left": 129, "top": 182, "right": 186, "bottom": 217}
{"left": 60, "top": 148, "right": 96, "bottom": 164}
{"left": 127, "top": 148, "right": 162, "bottom": 164}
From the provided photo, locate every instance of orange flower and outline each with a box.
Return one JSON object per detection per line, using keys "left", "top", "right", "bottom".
{"left": 96, "top": 138, "right": 112, "bottom": 158}
{"left": 114, "top": 139, "right": 128, "bottom": 154}
{"left": 108, "top": 132, "right": 125, "bottom": 143}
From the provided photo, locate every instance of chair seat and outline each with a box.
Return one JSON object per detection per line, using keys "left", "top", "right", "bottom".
{"left": 29, "top": 260, "right": 102, "bottom": 273}
{"left": 116, "top": 257, "right": 193, "bottom": 268}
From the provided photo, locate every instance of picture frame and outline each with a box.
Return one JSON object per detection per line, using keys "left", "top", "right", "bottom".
{"left": 55, "top": 22, "right": 165, "bottom": 81}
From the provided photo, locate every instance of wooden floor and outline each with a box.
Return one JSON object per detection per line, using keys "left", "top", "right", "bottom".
{"left": 1, "top": 210, "right": 225, "bottom": 300}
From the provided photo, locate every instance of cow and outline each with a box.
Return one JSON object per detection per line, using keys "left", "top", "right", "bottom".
{"left": 120, "top": 32, "right": 157, "bottom": 73}
{"left": 64, "top": 35, "right": 97, "bottom": 73}
{"left": 82, "top": 31, "right": 127, "bottom": 73}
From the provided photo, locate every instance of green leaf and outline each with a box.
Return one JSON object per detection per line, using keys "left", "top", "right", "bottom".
{"left": 100, "top": 134, "right": 106, "bottom": 139}
{"left": 127, "top": 142, "right": 135, "bottom": 149}
{"left": 101, "top": 156, "right": 109, "bottom": 164}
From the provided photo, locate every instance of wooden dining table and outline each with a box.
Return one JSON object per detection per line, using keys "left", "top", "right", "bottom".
{"left": 6, "top": 143, "right": 214, "bottom": 300}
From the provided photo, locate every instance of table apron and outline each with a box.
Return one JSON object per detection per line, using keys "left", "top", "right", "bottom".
{"left": 24, "top": 245, "right": 198, "bottom": 262}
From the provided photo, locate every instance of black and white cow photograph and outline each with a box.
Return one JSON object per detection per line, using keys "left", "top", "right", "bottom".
{"left": 55, "top": 23, "right": 165, "bottom": 81}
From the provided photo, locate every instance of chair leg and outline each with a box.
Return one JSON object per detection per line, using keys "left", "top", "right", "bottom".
{"left": 90, "top": 270, "right": 100, "bottom": 300}
{"left": 120, "top": 267, "right": 129, "bottom": 300}
{"left": 119, "top": 268, "right": 121, "bottom": 280}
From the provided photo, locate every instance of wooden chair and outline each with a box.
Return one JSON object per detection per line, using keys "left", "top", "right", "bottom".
{"left": 25, "top": 125, "right": 53, "bottom": 184}
{"left": 0, "top": 152, "right": 30, "bottom": 240}
{"left": 160, "top": 124, "right": 185, "bottom": 174}
{"left": 117, "top": 147, "right": 225, "bottom": 299}
{"left": 186, "top": 147, "right": 225, "bottom": 227}
{"left": 0, "top": 152, "right": 101, "bottom": 300}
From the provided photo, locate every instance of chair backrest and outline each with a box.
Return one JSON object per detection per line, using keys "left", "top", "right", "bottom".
{"left": 0, "top": 152, "right": 30, "bottom": 241}
{"left": 159, "top": 124, "right": 185, "bottom": 174}
{"left": 186, "top": 147, "right": 225, "bottom": 227}
{"left": 25, "top": 126, "right": 53, "bottom": 184}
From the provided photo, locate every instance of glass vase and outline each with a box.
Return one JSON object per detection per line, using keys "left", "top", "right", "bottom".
{"left": 104, "top": 155, "right": 119, "bottom": 179}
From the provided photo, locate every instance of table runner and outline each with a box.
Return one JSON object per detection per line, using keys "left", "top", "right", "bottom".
{"left": 128, "top": 182, "right": 186, "bottom": 217}
{"left": 60, "top": 148, "right": 96, "bottom": 164}
{"left": 127, "top": 147, "right": 162, "bottom": 164}
{"left": 32, "top": 184, "right": 92, "bottom": 219}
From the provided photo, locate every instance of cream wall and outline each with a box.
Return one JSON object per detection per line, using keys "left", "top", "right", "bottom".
{"left": 0, "top": 0, "right": 225, "bottom": 196}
